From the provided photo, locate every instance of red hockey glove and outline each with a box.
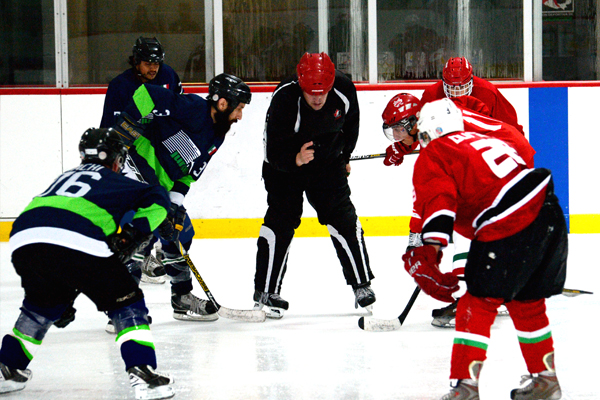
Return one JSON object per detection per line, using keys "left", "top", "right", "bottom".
{"left": 402, "top": 245, "right": 459, "bottom": 303}
{"left": 383, "top": 141, "right": 412, "bottom": 166}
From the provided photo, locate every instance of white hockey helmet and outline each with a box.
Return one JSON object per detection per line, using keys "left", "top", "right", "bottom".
{"left": 417, "top": 98, "right": 464, "bottom": 148}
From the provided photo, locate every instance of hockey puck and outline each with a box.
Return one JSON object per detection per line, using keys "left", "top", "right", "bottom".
{"left": 358, "top": 316, "right": 365, "bottom": 330}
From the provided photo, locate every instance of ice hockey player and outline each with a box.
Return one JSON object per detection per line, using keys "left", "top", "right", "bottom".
{"left": 253, "top": 52, "right": 375, "bottom": 318}
{"left": 0, "top": 128, "right": 175, "bottom": 399}
{"left": 403, "top": 98, "right": 566, "bottom": 399}
{"left": 420, "top": 56, "right": 525, "bottom": 135}
{"left": 112, "top": 73, "right": 251, "bottom": 323}
{"left": 100, "top": 36, "right": 183, "bottom": 284}
{"left": 381, "top": 93, "right": 534, "bottom": 328}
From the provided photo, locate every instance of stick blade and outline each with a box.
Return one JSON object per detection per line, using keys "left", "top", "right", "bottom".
{"left": 358, "top": 316, "right": 402, "bottom": 332}
{"left": 561, "top": 288, "right": 594, "bottom": 297}
{"left": 218, "top": 307, "right": 267, "bottom": 322}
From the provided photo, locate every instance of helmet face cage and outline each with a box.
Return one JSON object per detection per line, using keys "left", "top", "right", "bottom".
{"left": 296, "top": 52, "right": 336, "bottom": 95}
{"left": 443, "top": 79, "right": 473, "bottom": 98}
{"left": 79, "top": 128, "right": 128, "bottom": 169}
{"left": 208, "top": 73, "right": 252, "bottom": 109}
{"left": 382, "top": 115, "right": 418, "bottom": 142}
{"left": 442, "top": 57, "right": 473, "bottom": 97}
{"left": 133, "top": 37, "right": 165, "bottom": 65}
{"left": 416, "top": 98, "right": 465, "bottom": 148}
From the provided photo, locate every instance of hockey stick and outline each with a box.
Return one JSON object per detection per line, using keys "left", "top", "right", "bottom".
{"left": 350, "top": 150, "right": 419, "bottom": 161}
{"left": 561, "top": 288, "right": 594, "bottom": 297}
{"left": 177, "top": 241, "right": 267, "bottom": 322}
{"left": 358, "top": 286, "right": 421, "bottom": 332}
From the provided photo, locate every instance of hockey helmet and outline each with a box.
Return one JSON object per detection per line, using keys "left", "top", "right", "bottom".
{"left": 132, "top": 37, "right": 165, "bottom": 65}
{"left": 443, "top": 57, "right": 473, "bottom": 98}
{"left": 417, "top": 98, "right": 464, "bottom": 148}
{"left": 297, "top": 52, "right": 336, "bottom": 95}
{"left": 208, "top": 73, "right": 252, "bottom": 109}
{"left": 382, "top": 93, "right": 421, "bottom": 142}
{"left": 79, "top": 128, "right": 128, "bottom": 170}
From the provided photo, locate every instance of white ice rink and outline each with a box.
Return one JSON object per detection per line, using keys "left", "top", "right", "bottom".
{"left": 0, "top": 234, "right": 597, "bottom": 400}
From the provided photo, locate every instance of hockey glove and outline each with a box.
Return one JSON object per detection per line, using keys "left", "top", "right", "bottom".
{"left": 383, "top": 141, "right": 413, "bottom": 166}
{"left": 53, "top": 304, "right": 76, "bottom": 328}
{"left": 402, "top": 245, "right": 459, "bottom": 303}
{"left": 107, "top": 223, "right": 153, "bottom": 263}
{"left": 112, "top": 112, "right": 144, "bottom": 148}
{"left": 158, "top": 203, "right": 186, "bottom": 243}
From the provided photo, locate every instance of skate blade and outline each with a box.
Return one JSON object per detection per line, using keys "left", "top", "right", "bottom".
{"left": 141, "top": 274, "right": 166, "bottom": 284}
{"left": 133, "top": 384, "right": 175, "bottom": 400}
{"left": 254, "top": 302, "right": 284, "bottom": 319}
{"left": 172, "top": 311, "right": 219, "bottom": 321}
{"left": 431, "top": 317, "right": 455, "bottom": 328}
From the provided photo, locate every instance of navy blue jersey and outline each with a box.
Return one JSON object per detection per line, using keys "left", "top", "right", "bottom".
{"left": 9, "top": 163, "right": 170, "bottom": 258}
{"left": 100, "top": 64, "right": 183, "bottom": 128}
{"left": 124, "top": 84, "right": 224, "bottom": 197}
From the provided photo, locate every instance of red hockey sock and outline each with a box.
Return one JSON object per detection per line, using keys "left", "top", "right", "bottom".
{"left": 505, "top": 299, "right": 555, "bottom": 373}
{"left": 450, "top": 292, "right": 504, "bottom": 380}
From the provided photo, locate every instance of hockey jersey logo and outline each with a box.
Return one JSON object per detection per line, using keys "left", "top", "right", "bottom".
{"left": 163, "top": 130, "right": 201, "bottom": 174}
{"left": 333, "top": 109, "right": 342, "bottom": 120}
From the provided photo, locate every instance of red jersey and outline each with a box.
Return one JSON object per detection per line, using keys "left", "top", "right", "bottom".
{"left": 420, "top": 76, "right": 525, "bottom": 135}
{"left": 411, "top": 131, "right": 549, "bottom": 247}
{"left": 409, "top": 107, "right": 536, "bottom": 234}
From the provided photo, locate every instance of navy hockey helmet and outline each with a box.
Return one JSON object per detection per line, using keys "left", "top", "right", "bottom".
{"left": 132, "top": 37, "right": 165, "bottom": 65}
{"left": 79, "top": 128, "right": 128, "bottom": 170}
{"left": 208, "top": 73, "right": 252, "bottom": 109}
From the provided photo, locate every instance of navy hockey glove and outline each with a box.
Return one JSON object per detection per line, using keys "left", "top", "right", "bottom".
{"left": 402, "top": 245, "right": 459, "bottom": 303}
{"left": 383, "top": 141, "right": 412, "bottom": 166}
{"left": 112, "top": 112, "right": 144, "bottom": 147}
{"left": 107, "top": 223, "right": 153, "bottom": 263}
{"left": 158, "top": 204, "right": 186, "bottom": 243}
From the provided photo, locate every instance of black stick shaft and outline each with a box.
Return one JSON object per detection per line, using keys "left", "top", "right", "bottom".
{"left": 398, "top": 286, "right": 421, "bottom": 325}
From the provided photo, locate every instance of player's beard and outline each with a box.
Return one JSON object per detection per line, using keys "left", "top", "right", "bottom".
{"left": 213, "top": 108, "right": 235, "bottom": 138}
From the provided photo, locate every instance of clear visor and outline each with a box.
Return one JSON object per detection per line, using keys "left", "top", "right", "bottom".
{"left": 443, "top": 79, "right": 473, "bottom": 98}
{"left": 382, "top": 115, "right": 417, "bottom": 142}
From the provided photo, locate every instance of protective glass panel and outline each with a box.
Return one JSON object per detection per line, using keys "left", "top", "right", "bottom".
{"left": 543, "top": 0, "right": 598, "bottom": 80}
{"left": 377, "top": 1, "right": 523, "bottom": 82}
{"left": 67, "top": 0, "right": 206, "bottom": 85}
{"left": 0, "top": 0, "right": 55, "bottom": 85}
{"left": 328, "top": 0, "right": 369, "bottom": 82}
{"left": 223, "top": 0, "right": 319, "bottom": 83}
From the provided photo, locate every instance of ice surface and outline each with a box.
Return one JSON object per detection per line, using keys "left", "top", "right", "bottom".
{"left": 0, "top": 234, "right": 597, "bottom": 400}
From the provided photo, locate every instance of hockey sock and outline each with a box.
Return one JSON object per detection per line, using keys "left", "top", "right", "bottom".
{"left": 0, "top": 299, "right": 65, "bottom": 370}
{"left": 505, "top": 299, "right": 555, "bottom": 373}
{"left": 110, "top": 299, "right": 156, "bottom": 371}
{"left": 450, "top": 292, "right": 503, "bottom": 380}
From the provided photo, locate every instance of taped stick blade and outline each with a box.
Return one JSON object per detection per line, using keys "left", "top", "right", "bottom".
{"left": 218, "top": 307, "right": 267, "bottom": 322}
{"left": 358, "top": 317, "right": 402, "bottom": 332}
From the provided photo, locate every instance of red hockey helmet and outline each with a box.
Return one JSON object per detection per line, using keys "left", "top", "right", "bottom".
{"left": 381, "top": 93, "right": 421, "bottom": 142}
{"left": 443, "top": 57, "right": 473, "bottom": 97}
{"left": 297, "top": 52, "right": 336, "bottom": 95}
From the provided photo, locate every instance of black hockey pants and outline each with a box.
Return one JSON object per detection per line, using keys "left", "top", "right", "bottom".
{"left": 255, "top": 160, "right": 374, "bottom": 294}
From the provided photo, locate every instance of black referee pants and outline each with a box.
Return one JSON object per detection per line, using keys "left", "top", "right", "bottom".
{"left": 255, "top": 160, "right": 374, "bottom": 295}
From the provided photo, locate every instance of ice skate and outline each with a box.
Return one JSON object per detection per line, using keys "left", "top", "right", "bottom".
{"left": 432, "top": 299, "right": 458, "bottom": 328}
{"left": 253, "top": 290, "right": 289, "bottom": 319}
{"left": 440, "top": 379, "right": 479, "bottom": 400}
{"left": 510, "top": 372, "right": 562, "bottom": 399}
{"left": 0, "top": 361, "right": 32, "bottom": 394}
{"left": 140, "top": 254, "right": 167, "bottom": 284}
{"left": 171, "top": 292, "right": 219, "bottom": 321}
{"left": 352, "top": 282, "right": 376, "bottom": 311}
{"left": 128, "top": 365, "right": 174, "bottom": 400}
